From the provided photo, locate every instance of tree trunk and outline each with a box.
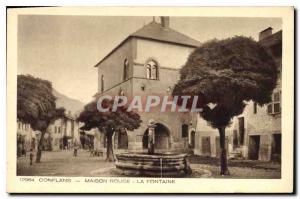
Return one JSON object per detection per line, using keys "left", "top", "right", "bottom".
{"left": 106, "top": 132, "right": 115, "bottom": 162}
{"left": 36, "top": 131, "right": 45, "bottom": 163}
{"left": 218, "top": 126, "right": 230, "bottom": 175}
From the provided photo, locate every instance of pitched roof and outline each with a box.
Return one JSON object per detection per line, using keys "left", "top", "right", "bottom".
{"left": 94, "top": 21, "right": 200, "bottom": 67}
{"left": 131, "top": 21, "right": 201, "bottom": 47}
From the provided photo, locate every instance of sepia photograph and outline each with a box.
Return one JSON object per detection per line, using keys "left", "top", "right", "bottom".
{"left": 6, "top": 7, "right": 294, "bottom": 193}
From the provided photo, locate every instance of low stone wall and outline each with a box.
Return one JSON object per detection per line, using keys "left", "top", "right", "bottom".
{"left": 115, "top": 153, "right": 191, "bottom": 177}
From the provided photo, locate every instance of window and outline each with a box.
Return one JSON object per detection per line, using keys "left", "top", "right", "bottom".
{"left": 151, "top": 64, "right": 157, "bottom": 79}
{"left": 253, "top": 102, "right": 257, "bottom": 114}
{"left": 146, "top": 65, "right": 151, "bottom": 79}
{"left": 58, "top": 127, "right": 61, "bottom": 134}
{"left": 267, "top": 91, "right": 281, "bottom": 115}
{"left": 146, "top": 60, "right": 158, "bottom": 80}
{"left": 123, "top": 59, "right": 129, "bottom": 81}
{"left": 182, "top": 124, "right": 188, "bottom": 138}
{"left": 101, "top": 75, "right": 104, "bottom": 92}
{"left": 119, "top": 89, "right": 125, "bottom": 96}
{"left": 55, "top": 126, "right": 57, "bottom": 134}
{"left": 238, "top": 117, "right": 245, "bottom": 145}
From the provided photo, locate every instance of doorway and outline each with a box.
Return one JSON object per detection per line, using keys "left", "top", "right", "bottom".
{"left": 190, "top": 130, "right": 196, "bottom": 149}
{"left": 248, "top": 135, "right": 260, "bottom": 160}
{"left": 238, "top": 117, "right": 245, "bottom": 145}
{"left": 271, "top": 134, "right": 281, "bottom": 161}
{"left": 201, "top": 136, "right": 211, "bottom": 157}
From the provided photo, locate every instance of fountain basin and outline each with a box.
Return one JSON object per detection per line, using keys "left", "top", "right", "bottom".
{"left": 115, "top": 153, "right": 191, "bottom": 177}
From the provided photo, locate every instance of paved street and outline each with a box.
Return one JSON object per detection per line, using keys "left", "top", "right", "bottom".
{"left": 189, "top": 156, "right": 281, "bottom": 178}
{"left": 17, "top": 150, "right": 113, "bottom": 177}
{"left": 17, "top": 150, "right": 281, "bottom": 178}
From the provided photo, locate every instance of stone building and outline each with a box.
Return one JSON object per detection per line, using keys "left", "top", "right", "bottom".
{"left": 194, "top": 27, "right": 282, "bottom": 161}
{"left": 48, "top": 112, "right": 81, "bottom": 151}
{"left": 93, "top": 17, "right": 200, "bottom": 153}
{"left": 17, "top": 112, "right": 80, "bottom": 153}
{"left": 17, "top": 121, "right": 39, "bottom": 156}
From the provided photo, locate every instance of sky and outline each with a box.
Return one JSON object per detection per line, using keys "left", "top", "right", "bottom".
{"left": 17, "top": 15, "right": 282, "bottom": 103}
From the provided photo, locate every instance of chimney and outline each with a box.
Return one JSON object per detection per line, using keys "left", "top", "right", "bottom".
{"left": 259, "top": 27, "right": 273, "bottom": 41}
{"left": 160, "top": 16, "right": 170, "bottom": 28}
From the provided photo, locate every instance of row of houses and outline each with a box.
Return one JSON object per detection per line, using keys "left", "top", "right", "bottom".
{"left": 17, "top": 111, "right": 81, "bottom": 156}
{"left": 91, "top": 17, "right": 281, "bottom": 162}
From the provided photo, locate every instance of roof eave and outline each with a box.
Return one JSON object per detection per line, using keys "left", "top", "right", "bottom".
{"left": 94, "top": 36, "right": 199, "bottom": 68}
{"left": 133, "top": 35, "right": 200, "bottom": 48}
{"left": 94, "top": 36, "right": 132, "bottom": 67}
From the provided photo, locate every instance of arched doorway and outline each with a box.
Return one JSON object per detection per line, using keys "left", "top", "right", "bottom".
{"left": 115, "top": 130, "right": 128, "bottom": 149}
{"left": 142, "top": 129, "right": 149, "bottom": 149}
{"left": 142, "top": 123, "right": 170, "bottom": 150}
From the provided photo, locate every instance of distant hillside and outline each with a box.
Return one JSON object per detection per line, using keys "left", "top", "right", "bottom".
{"left": 53, "top": 89, "right": 84, "bottom": 116}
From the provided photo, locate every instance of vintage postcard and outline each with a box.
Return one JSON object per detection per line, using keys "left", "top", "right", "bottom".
{"left": 7, "top": 7, "right": 294, "bottom": 193}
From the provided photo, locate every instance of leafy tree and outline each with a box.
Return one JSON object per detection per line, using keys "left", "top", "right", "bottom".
{"left": 17, "top": 75, "right": 65, "bottom": 163}
{"left": 173, "top": 36, "right": 278, "bottom": 175}
{"left": 77, "top": 99, "right": 142, "bottom": 161}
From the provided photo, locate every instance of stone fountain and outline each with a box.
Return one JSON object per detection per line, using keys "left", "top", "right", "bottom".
{"left": 115, "top": 120, "right": 191, "bottom": 177}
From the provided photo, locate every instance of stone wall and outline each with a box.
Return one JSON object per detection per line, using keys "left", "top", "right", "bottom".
{"left": 48, "top": 117, "right": 80, "bottom": 151}
{"left": 48, "top": 118, "right": 63, "bottom": 151}
{"left": 97, "top": 38, "right": 136, "bottom": 93}
{"left": 135, "top": 38, "right": 195, "bottom": 70}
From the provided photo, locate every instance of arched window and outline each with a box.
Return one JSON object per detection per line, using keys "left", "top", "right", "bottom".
{"left": 151, "top": 64, "right": 157, "bottom": 79}
{"left": 123, "top": 59, "right": 129, "bottom": 81}
{"left": 146, "top": 60, "right": 158, "bottom": 80}
{"left": 119, "top": 89, "right": 125, "bottom": 96}
{"left": 146, "top": 65, "right": 151, "bottom": 79}
{"left": 101, "top": 75, "right": 104, "bottom": 92}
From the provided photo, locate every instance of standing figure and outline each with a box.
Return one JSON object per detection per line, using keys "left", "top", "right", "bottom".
{"left": 29, "top": 149, "right": 34, "bottom": 166}
{"left": 73, "top": 145, "right": 79, "bottom": 157}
